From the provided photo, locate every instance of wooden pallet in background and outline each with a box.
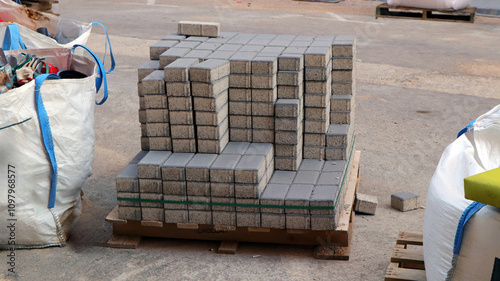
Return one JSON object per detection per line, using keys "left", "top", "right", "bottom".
{"left": 106, "top": 151, "right": 361, "bottom": 260}
{"left": 385, "top": 231, "right": 426, "bottom": 281}
{"left": 22, "top": 0, "right": 58, "bottom": 15}
{"left": 376, "top": 3, "right": 476, "bottom": 23}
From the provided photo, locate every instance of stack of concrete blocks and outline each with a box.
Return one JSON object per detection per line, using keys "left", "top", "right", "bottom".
{"left": 116, "top": 151, "right": 147, "bottom": 220}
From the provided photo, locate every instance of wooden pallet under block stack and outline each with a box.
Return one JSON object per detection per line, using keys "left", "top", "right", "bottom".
{"left": 106, "top": 150, "right": 361, "bottom": 260}
{"left": 21, "top": 0, "right": 58, "bottom": 14}
{"left": 385, "top": 231, "right": 426, "bottom": 281}
{"left": 376, "top": 3, "right": 476, "bottom": 23}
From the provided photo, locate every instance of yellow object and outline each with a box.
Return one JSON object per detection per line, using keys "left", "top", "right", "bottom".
{"left": 464, "top": 168, "right": 500, "bottom": 208}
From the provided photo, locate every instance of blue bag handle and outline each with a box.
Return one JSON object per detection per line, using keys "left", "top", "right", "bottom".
{"left": 456, "top": 119, "right": 476, "bottom": 138}
{"left": 3, "top": 24, "right": 27, "bottom": 50}
{"left": 34, "top": 74, "right": 61, "bottom": 209}
{"left": 13, "top": 0, "right": 21, "bottom": 5}
{"left": 71, "top": 44, "right": 108, "bottom": 105}
{"left": 90, "top": 22, "right": 115, "bottom": 74}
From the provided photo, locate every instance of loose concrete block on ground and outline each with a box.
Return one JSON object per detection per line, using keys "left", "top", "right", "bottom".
{"left": 391, "top": 192, "right": 419, "bottom": 212}
{"left": 355, "top": 193, "right": 378, "bottom": 215}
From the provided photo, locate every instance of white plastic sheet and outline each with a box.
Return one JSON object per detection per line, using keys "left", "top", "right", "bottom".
{"left": 387, "top": 0, "right": 472, "bottom": 10}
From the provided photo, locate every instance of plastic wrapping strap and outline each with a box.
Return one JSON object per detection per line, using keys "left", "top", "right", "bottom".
{"left": 457, "top": 119, "right": 476, "bottom": 138}
{"left": 446, "top": 201, "right": 486, "bottom": 280}
{"left": 34, "top": 74, "right": 61, "bottom": 209}
{"left": 13, "top": 0, "right": 21, "bottom": 4}
{"left": 71, "top": 44, "right": 108, "bottom": 105}
{"left": 3, "top": 24, "right": 27, "bottom": 50}
{"left": 90, "top": 22, "right": 115, "bottom": 74}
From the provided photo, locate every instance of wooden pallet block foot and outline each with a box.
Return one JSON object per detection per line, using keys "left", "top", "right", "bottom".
{"left": 107, "top": 234, "right": 142, "bottom": 249}
{"left": 218, "top": 241, "right": 239, "bottom": 254}
{"left": 375, "top": 3, "right": 476, "bottom": 23}
{"left": 313, "top": 243, "right": 351, "bottom": 260}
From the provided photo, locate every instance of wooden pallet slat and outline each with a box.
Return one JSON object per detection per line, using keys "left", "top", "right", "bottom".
{"left": 385, "top": 231, "right": 426, "bottom": 281}
{"left": 376, "top": 3, "right": 476, "bottom": 23}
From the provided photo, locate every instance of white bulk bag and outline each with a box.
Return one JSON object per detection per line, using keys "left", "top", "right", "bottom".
{"left": 0, "top": 46, "right": 107, "bottom": 248}
{"left": 423, "top": 104, "right": 500, "bottom": 280}
{"left": 387, "top": 0, "right": 472, "bottom": 10}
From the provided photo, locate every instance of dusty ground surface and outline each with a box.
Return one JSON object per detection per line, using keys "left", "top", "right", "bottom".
{"left": 1, "top": 0, "right": 500, "bottom": 280}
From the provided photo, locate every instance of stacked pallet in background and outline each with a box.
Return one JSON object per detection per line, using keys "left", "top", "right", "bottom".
{"left": 117, "top": 21, "right": 357, "bottom": 232}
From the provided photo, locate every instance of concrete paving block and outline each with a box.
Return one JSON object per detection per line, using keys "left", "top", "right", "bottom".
{"left": 170, "top": 124, "right": 195, "bottom": 139}
{"left": 138, "top": 60, "right": 161, "bottom": 81}
{"left": 188, "top": 210, "right": 212, "bottom": 224}
{"left": 274, "top": 157, "right": 301, "bottom": 171}
{"left": 169, "top": 110, "right": 193, "bottom": 125}
{"left": 218, "top": 43, "right": 243, "bottom": 52}
{"left": 282, "top": 46, "right": 308, "bottom": 55}
{"left": 161, "top": 34, "right": 187, "bottom": 41}
{"left": 185, "top": 153, "right": 218, "bottom": 182}
{"left": 141, "top": 137, "right": 150, "bottom": 151}
{"left": 229, "top": 101, "right": 252, "bottom": 115}
{"left": 304, "top": 46, "right": 332, "bottom": 67}
{"left": 118, "top": 206, "right": 141, "bottom": 221}
{"left": 139, "top": 179, "right": 162, "bottom": 193}
{"left": 234, "top": 155, "right": 267, "bottom": 184}
{"left": 175, "top": 40, "right": 202, "bottom": 49}
{"left": 332, "top": 58, "right": 353, "bottom": 70}
{"left": 305, "top": 106, "right": 329, "bottom": 121}
{"left": 195, "top": 42, "right": 223, "bottom": 51}
{"left": 331, "top": 95, "right": 352, "bottom": 111}
{"left": 164, "top": 58, "right": 200, "bottom": 82}
{"left": 317, "top": 171, "right": 342, "bottom": 186}
{"left": 331, "top": 70, "right": 353, "bottom": 83}
{"left": 148, "top": 137, "right": 172, "bottom": 151}
{"left": 270, "top": 35, "right": 296, "bottom": 45}
{"left": 330, "top": 111, "right": 351, "bottom": 125}
{"left": 303, "top": 146, "right": 325, "bottom": 160}
{"left": 197, "top": 131, "right": 229, "bottom": 153}
{"left": 269, "top": 170, "right": 297, "bottom": 185}
{"left": 286, "top": 214, "right": 311, "bottom": 230}
{"left": 138, "top": 70, "right": 165, "bottom": 96}
{"left": 142, "top": 123, "right": 170, "bottom": 137}
{"left": 251, "top": 74, "right": 277, "bottom": 89}
{"left": 164, "top": 210, "right": 188, "bottom": 223}
{"left": 275, "top": 144, "right": 302, "bottom": 158}
{"left": 184, "top": 49, "right": 213, "bottom": 60}
{"left": 207, "top": 50, "right": 236, "bottom": 60}
{"left": 277, "top": 84, "right": 303, "bottom": 99}
{"left": 245, "top": 142, "right": 274, "bottom": 163}
{"left": 261, "top": 214, "right": 286, "bottom": 229}
{"left": 332, "top": 82, "right": 353, "bottom": 96}
{"left": 117, "top": 192, "right": 140, "bottom": 207}
{"left": 234, "top": 181, "right": 267, "bottom": 198}
{"left": 166, "top": 82, "right": 190, "bottom": 97}
{"left": 163, "top": 194, "right": 187, "bottom": 210}
{"left": 314, "top": 35, "right": 335, "bottom": 43}
{"left": 332, "top": 35, "right": 356, "bottom": 55}
{"left": 229, "top": 88, "right": 252, "bottom": 102}
{"left": 325, "top": 147, "right": 348, "bottom": 161}
{"left": 355, "top": 193, "right": 378, "bottom": 215}
{"left": 187, "top": 182, "right": 211, "bottom": 196}
{"left": 298, "top": 159, "right": 325, "bottom": 171}
{"left": 285, "top": 184, "right": 314, "bottom": 214}
{"left": 163, "top": 180, "right": 187, "bottom": 195}
{"left": 251, "top": 88, "right": 278, "bottom": 104}
{"left": 211, "top": 197, "right": 236, "bottom": 212}
{"left": 275, "top": 130, "right": 301, "bottom": 145}
{"left": 200, "top": 22, "right": 220, "bottom": 37}
{"left": 138, "top": 151, "right": 172, "bottom": 179}
{"left": 305, "top": 66, "right": 331, "bottom": 81}
{"left": 187, "top": 195, "right": 211, "bottom": 211}
{"left": 229, "top": 73, "right": 252, "bottom": 88}
{"left": 230, "top": 128, "right": 252, "bottom": 142}
{"left": 195, "top": 102, "right": 228, "bottom": 126}
{"left": 116, "top": 163, "right": 140, "bottom": 192}
{"left": 293, "top": 170, "right": 320, "bottom": 185}
{"left": 236, "top": 212, "right": 261, "bottom": 227}
{"left": 235, "top": 198, "right": 260, "bottom": 213}
{"left": 210, "top": 154, "right": 241, "bottom": 183}
{"left": 247, "top": 34, "right": 276, "bottom": 45}
{"left": 191, "top": 76, "right": 230, "bottom": 98}
{"left": 289, "top": 40, "right": 312, "bottom": 47}
{"left": 227, "top": 33, "right": 257, "bottom": 45}
{"left": 193, "top": 91, "right": 228, "bottom": 112}
{"left": 159, "top": 47, "right": 192, "bottom": 68}
{"left": 309, "top": 184, "right": 338, "bottom": 215}
{"left": 322, "top": 160, "right": 347, "bottom": 172}
{"left": 239, "top": 45, "right": 264, "bottom": 52}
{"left": 178, "top": 21, "right": 202, "bottom": 36}
{"left": 278, "top": 70, "right": 303, "bottom": 86}
{"left": 260, "top": 183, "right": 290, "bottom": 213}
{"left": 278, "top": 54, "right": 304, "bottom": 71}
{"left": 189, "top": 59, "right": 230, "bottom": 83}
{"left": 143, "top": 95, "right": 170, "bottom": 109}
{"left": 161, "top": 153, "right": 195, "bottom": 181}
{"left": 197, "top": 118, "right": 229, "bottom": 140}
{"left": 305, "top": 80, "right": 332, "bottom": 96}
{"left": 304, "top": 120, "right": 328, "bottom": 134}
{"left": 311, "top": 215, "right": 335, "bottom": 231}
{"left": 185, "top": 36, "right": 209, "bottom": 42}
{"left": 326, "top": 124, "right": 350, "bottom": 147}
{"left": 145, "top": 109, "right": 169, "bottom": 123}
{"left": 140, "top": 193, "right": 163, "bottom": 208}
{"left": 142, "top": 207, "right": 165, "bottom": 221}
{"left": 172, "top": 138, "right": 197, "bottom": 153}
{"left": 212, "top": 211, "right": 236, "bottom": 226}
{"left": 138, "top": 109, "right": 147, "bottom": 124}
{"left": 252, "top": 116, "right": 275, "bottom": 130}
{"left": 303, "top": 133, "right": 325, "bottom": 147}
{"left": 229, "top": 115, "right": 252, "bottom": 129}
{"left": 252, "top": 56, "right": 278, "bottom": 75}
{"left": 391, "top": 192, "right": 420, "bottom": 212}
{"left": 304, "top": 93, "right": 329, "bottom": 108}
{"left": 221, "top": 141, "right": 251, "bottom": 155}
{"left": 275, "top": 117, "right": 300, "bottom": 131}
{"left": 168, "top": 96, "right": 193, "bottom": 111}
{"left": 251, "top": 102, "right": 275, "bottom": 116}
{"left": 260, "top": 46, "right": 285, "bottom": 55}
{"left": 150, "top": 40, "right": 179, "bottom": 60}
{"left": 211, "top": 182, "right": 235, "bottom": 197}
{"left": 275, "top": 99, "right": 300, "bottom": 118}
{"left": 252, "top": 129, "right": 274, "bottom": 143}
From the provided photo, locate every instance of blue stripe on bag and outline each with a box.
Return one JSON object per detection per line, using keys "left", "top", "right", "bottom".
{"left": 3, "top": 24, "right": 27, "bottom": 50}
{"left": 71, "top": 44, "right": 108, "bottom": 105}
{"left": 456, "top": 119, "right": 476, "bottom": 138}
{"left": 34, "top": 74, "right": 61, "bottom": 209}
{"left": 90, "top": 22, "right": 115, "bottom": 74}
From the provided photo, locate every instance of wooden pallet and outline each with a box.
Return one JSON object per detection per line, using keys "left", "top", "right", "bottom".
{"left": 22, "top": 0, "right": 59, "bottom": 14}
{"left": 106, "top": 151, "right": 361, "bottom": 260}
{"left": 376, "top": 3, "right": 476, "bottom": 23}
{"left": 385, "top": 231, "right": 426, "bottom": 281}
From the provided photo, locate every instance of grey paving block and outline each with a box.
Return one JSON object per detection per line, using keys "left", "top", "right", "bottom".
{"left": 164, "top": 210, "right": 188, "bottom": 223}
{"left": 140, "top": 193, "right": 163, "bottom": 208}
{"left": 325, "top": 147, "right": 348, "bottom": 161}
{"left": 286, "top": 214, "right": 311, "bottom": 230}
{"left": 195, "top": 42, "right": 223, "bottom": 51}
{"left": 278, "top": 54, "right": 305, "bottom": 72}
{"left": 221, "top": 142, "right": 251, "bottom": 155}
{"left": 118, "top": 206, "right": 141, "bottom": 221}
{"left": 212, "top": 211, "right": 236, "bottom": 226}
{"left": 163, "top": 194, "right": 187, "bottom": 210}
{"left": 330, "top": 111, "right": 351, "bottom": 125}
{"left": 218, "top": 44, "right": 243, "bottom": 52}
{"left": 234, "top": 181, "right": 267, "bottom": 199}
{"left": 185, "top": 36, "right": 209, "bottom": 42}
{"left": 138, "top": 60, "right": 161, "bottom": 81}
{"left": 332, "top": 35, "right": 355, "bottom": 57}
{"left": 235, "top": 198, "right": 259, "bottom": 212}
{"left": 277, "top": 70, "right": 303, "bottom": 86}
{"left": 170, "top": 124, "right": 195, "bottom": 139}
{"left": 167, "top": 96, "right": 193, "bottom": 111}
{"left": 138, "top": 151, "right": 172, "bottom": 179}
{"left": 117, "top": 192, "right": 140, "bottom": 207}
{"left": 304, "top": 46, "right": 332, "bottom": 67}
{"left": 207, "top": 50, "right": 236, "bottom": 60}
{"left": 189, "top": 59, "right": 230, "bottom": 83}
{"left": 138, "top": 109, "right": 147, "bottom": 124}
{"left": 303, "top": 133, "right": 325, "bottom": 147}
{"left": 193, "top": 91, "right": 228, "bottom": 112}
{"left": 251, "top": 88, "right": 277, "bottom": 103}
{"left": 277, "top": 84, "right": 303, "bottom": 99}
{"left": 285, "top": 184, "right": 314, "bottom": 214}
{"left": 140, "top": 136, "right": 149, "bottom": 151}
{"left": 234, "top": 155, "right": 267, "bottom": 184}
{"left": 305, "top": 106, "right": 329, "bottom": 121}
{"left": 282, "top": 46, "right": 308, "bottom": 55}
{"left": 159, "top": 47, "right": 192, "bottom": 68}
{"left": 172, "top": 138, "right": 197, "bottom": 153}
{"left": 211, "top": 182, "right": 235, "bottom": 197}
{"left": 147, "top": 137, "right": 172, "bottom": 151}
{"left": 175, "top": 41, "right": 202, "bottom": 49}
{"left": 185, "top": 153, "right": 218, "bottom": 182}
{"left": 330, "top": 95, "right": 352, "bottom": 111}
{"left": 230, "top": 128, "right": 252, "bottom": 142}
{"left": 169, "top": 110, "right": 193, "bottom": 125}
{"left": 178, "top": 21, "right": 204, "bottom": 36}
{"left": 275, "top": 99, "right": 300, "bottom": 118}
{"left": 161, "top": 153, "right": 195, "bottom": 181}
{"left": 229, "top": 115, "right": 252, "bottom": 129}
{"left": 116, "top": 164, "right": 139, "bottom": 193}
{"left": 239, "top": 45, "right": 264, "bottom": 52}
{"left": 252, "top": 116, "right": 274, "bottom": 130}
{"left": 186, "top": 181, "right": 211, "bottom": 196}
{"left": 304, "top": 93, "right": 330, "bottom": 108}
{"left": 332, "top": 58, "right": 353, "bottom": 70}
{"left": 391, "top": 192, "right": 420, "bottom": 212}
{"left": 252, "top": 129, "right": 274, "bottom": 143}
{"left": 309, "top": 184, "right": 338, "bottom": 215}
{"left": 275, "top": 117, "right": 300, "bottom": 131}
{"left": 332, "top": 82, "right": 353, "bottom": 96}
{"left": 303, "top": 146, "right": 325, "bottom": 160}
{"left": 245, "top": 143, "right": 273, "bottom": 168}
{"left": 331, "top": 70, "right": 353, "bottom": 83}
{"left": 260, "top": 183, "right": 290, "bottom": 213}
{"left": 142, "top": 207, "right": 164, "bottom": 221}
{"left": 145, "top": 109, "right": 169, "bottom": 123}
{"left": 150, "top": 40, "right": 178, "bottom": 60}
{"left": 129, "top": 151, "right": 148, "bottom": 165}
{"left": 310, "top": 215, "right": 335, "bottom": 231}
{"left": 197, "top": 118, "right": 229, "bottom": 140}
{"left": 191, "top": 77, "right": 229, "bottom": 98}
{"left": 260, "top": 46, "right": 285, "bottom": 55}
{"left": 314, "top": 35, "right": 335, "bottom": 43}
{"left": 229, "top": 74, "right": 252, "bottom": 88}
{"left": 162, "top": 181, "right": 187, "bottom": 195}
{"left": 323, "top": 160, "right": 347, "bottom": 172}
{"left": 251, "top": 102, "right": 274, "bottom": 116}
{"left": 289, "top": 40, "right": 312, "bottom": 47}
{"left": 236, "top": 212, "right": 261, "bottom": 227}
{"left": 247, "top": 34, "right": 276, "bottom": 45}
{"left": 161, "top": 34, "right": 187, "bottom": 41}
{"left": 141, "top": 123, "right": 170, "bottom": 137}
{"left": 317, "top": 171, "right": 343, "bottom": 186}
{"left": 298, "top": 159, "right": 325, "bottom": 172}
{"left": 227, "top": 33, "right": 257, "bottom": 45}
{"left": 210, "top": 154, "right": 241, "bottom": 183}
{"left": 275, "top": 144, "right": 302, "bottom": 158}
{"left": 184, "top": 49, "right": 213, "bottom": 60}
{"left": 275, "top": 130, "right": 301, "bottom": 145}
{"left": 326, "top": 124, "right": 350, "bottom": 147}
{"left": 139, "top": 179, "right": 162, "bottom": 193}
{"left": 164, "top": 58, "right": 200, "bottom": 82}
{"left": 274, "top": 157, "right": 301, "bottom": 171}
{"left": 261, "top": 213, "right": 286, "bottom": 229}
{"left": 187, "top": 196, "right": 211, "bottom": 211}
{"left": 166, "top": 82, "right": 190, "bottom": 97}
{"left": 252, "top": 56, "right": 278, "bottom": 75}
{"left": 201, "top": 22, "right": 220, "bottom": 37}
{"left": 251, "top": 74, "right": 277, "bottom": 89}
{"left": 293, "top": 170, "right": 320, "bottom": 185}
{"left": 138, "top": 70, "right": 165, "bottom": 96}
{"left": 305, "top": 66, "right": 331, "bottom": 81}
{"left": 211, "top": 197, "right": 235, "bottom": 212}
{"left": 229, "top": 88, "right": 252, "bottom": 102}
{"left": 188, "top": 210, "right": 212, "bottom": 224}
{"left": 197, "top": 131, "right": 229, "bottom": 153}
{"left": 355, "top": 193, "right": 377, "bottom": 215}
{"left": 143, "top": 94, "right": 168, "bottom": 109}
{"left": 269, "top": 170, "right": 296, "bottom": 185}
